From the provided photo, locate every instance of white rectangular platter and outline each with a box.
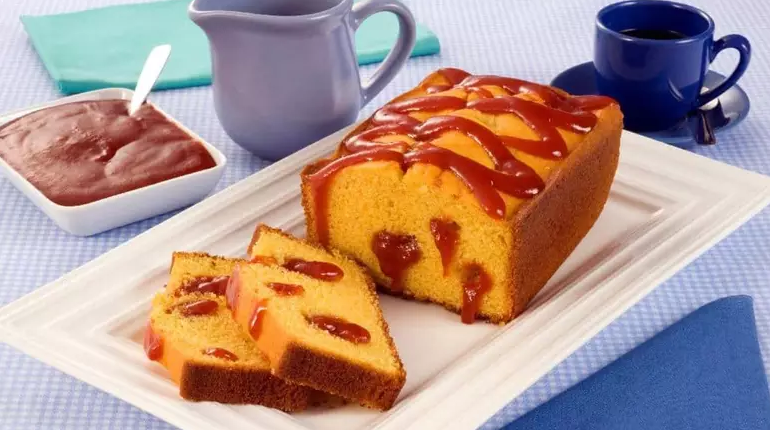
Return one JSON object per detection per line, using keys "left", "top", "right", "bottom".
{"left": 1, "top": 126, "right": 769, "bottom": 430}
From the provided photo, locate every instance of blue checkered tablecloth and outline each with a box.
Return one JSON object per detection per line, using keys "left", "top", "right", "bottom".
{"left": 1, "top": 0, "right": 769, "bottom": 428}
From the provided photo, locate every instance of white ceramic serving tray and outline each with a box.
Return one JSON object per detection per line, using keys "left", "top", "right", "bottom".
{"left": 0, "top": 89, "right": 227, "bottom": 236}
{"left": 1, "top": 127, "right": 769, "bottom": 430}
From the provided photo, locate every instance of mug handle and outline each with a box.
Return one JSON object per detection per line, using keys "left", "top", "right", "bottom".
{"left": 697, "top": 34, "right": 751, "bottom": 107}
{"left": 351, "top": 0, "right": 417, "bottom": 107}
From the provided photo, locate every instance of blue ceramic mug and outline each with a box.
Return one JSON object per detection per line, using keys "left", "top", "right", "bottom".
{"left": 190, "top": 0, "right": 416, "bottom": 160}
{"left": 595, "top": 1, "right": 750, "bottom": 132}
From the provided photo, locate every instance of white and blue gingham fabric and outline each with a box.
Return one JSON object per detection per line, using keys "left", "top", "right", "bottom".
{"left": 1, "top": 0, "right": 769, "bottom": 428}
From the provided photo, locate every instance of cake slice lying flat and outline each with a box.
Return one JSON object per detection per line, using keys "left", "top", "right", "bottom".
{"left": 144, "top": 252, "right": 312, "bottom": 411}
{"left": 228, "top": 225, "right": 405, "bottom": 410}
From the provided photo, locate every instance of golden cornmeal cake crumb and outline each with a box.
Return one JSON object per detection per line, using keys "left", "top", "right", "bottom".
{"left": 145, "top": 252, "right": 313, "bottom": 411}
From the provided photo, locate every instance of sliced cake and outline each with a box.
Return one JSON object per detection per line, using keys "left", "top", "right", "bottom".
{"left": 300, "top": 67, "right": 622, "bottom": 323}
{"left": 227, "top": 224, "right": 405, "bottom": 410}
{"left": 144, "top": 252, "right": 312, "bottom": 411}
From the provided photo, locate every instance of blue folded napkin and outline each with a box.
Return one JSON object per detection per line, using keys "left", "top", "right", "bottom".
{"left": 504, "top": 296, "right": 770, "bottom": 430}
{"left": 20, "top": 0, "right": 441, "bottom": 95}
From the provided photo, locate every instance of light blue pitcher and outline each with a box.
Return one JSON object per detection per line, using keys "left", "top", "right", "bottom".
{"left": 189, "top": 0, "right": 416, "bottom": 160}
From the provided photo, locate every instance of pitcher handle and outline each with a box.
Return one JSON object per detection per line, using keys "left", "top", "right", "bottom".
{"left": 351, "top": 0, "right": 417, "bottom": 107}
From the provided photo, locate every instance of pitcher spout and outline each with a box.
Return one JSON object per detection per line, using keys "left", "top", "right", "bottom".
{"left": 188, "top": 0, "right": 248, "bottom": 31}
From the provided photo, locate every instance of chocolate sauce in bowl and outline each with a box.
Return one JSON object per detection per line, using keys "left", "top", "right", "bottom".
{"left": 0, "top": 100, "right": 216, "bottom": 206}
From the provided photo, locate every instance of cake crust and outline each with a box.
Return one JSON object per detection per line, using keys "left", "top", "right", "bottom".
{"left": 507, "top": 104, "right": 622, "bottom": 317}
{"left": 276, "top": 342, "right": 403, "bottom": 410}
{"left": 156, "top": 331, "right": 311, "bottom": 411}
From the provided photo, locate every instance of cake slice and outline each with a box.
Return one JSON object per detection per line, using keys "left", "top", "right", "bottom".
{"left": 300, "top": 67, "right": 622, "bottom": 323}
{"left": 144, "top": 252, "right": 313, "bottom": 411}
{"left": 227, "top": 225, "right": 405, "bottom": 410}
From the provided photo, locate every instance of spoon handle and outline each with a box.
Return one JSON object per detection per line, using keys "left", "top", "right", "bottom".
{"left": 129, "top": 45, "right": 172, "bottom": 115}
{"left": 688, "top": 109, "right": 717, "bottom": 146}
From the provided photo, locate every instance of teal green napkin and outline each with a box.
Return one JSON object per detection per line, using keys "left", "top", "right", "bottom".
{"left": 20, "top": 0, "right": 440, "bottom": 95}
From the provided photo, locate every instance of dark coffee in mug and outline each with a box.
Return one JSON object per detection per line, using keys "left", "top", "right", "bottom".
{"left": 619, "top": 28, "right": 687, "bottom": 40}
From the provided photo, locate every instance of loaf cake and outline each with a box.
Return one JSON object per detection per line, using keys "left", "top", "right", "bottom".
{"left": 228, "top": 224, "right": 405, "bottom": 410}
{"left": 144, "top": 252, "right": 312, "bottom": 411}
{"left": 300, "top": 68, "right": 622, "bottom": 323}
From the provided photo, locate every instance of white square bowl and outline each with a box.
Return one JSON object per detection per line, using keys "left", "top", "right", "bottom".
{"left": 0, "top": 88, "right": 227, "bottom": 236}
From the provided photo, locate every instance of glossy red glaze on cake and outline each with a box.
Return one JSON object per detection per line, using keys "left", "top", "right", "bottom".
{"left": 266, "top": 282, "right": 305, "bottom": 296}
{"left": 430, "top": 218, "right": 460, "bottom": 276}
{"left": 461, "top": 264, "right": 492, "bottom": 324}
{"left": 177, "top": 299, "right": 219, "bottom": 317}
{"left": 143, "top": 322, "right": 163, "bottom": 361}
{"left": 371, "top": 231, "right": 422, "bottom": 293}
{"left": 225, "top": 271, "right": 241, "bottom": 312}
{"left": 283, "top": 258, "right": 344, "bottom": 281}
{"left": 308, "top": 315, "right": 371, "bottom": 344}
{"left": 202, "top": 347, "right": 239, "bottom": 361}
{"left": 248, "top": 300, "right": 269, "bottom": 340}
{"left": 175, "top": 276, "right": 230, "bottom": 296}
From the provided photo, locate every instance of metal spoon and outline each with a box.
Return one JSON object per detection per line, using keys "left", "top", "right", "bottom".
{"left": 128, "top": 45, "right": 172, "bottom": 115}
{"left": 690, "top": 109, "right": 716, "bottom": 145}
{"left": 689, "top": 88, "right": 723, "bottom": 145}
